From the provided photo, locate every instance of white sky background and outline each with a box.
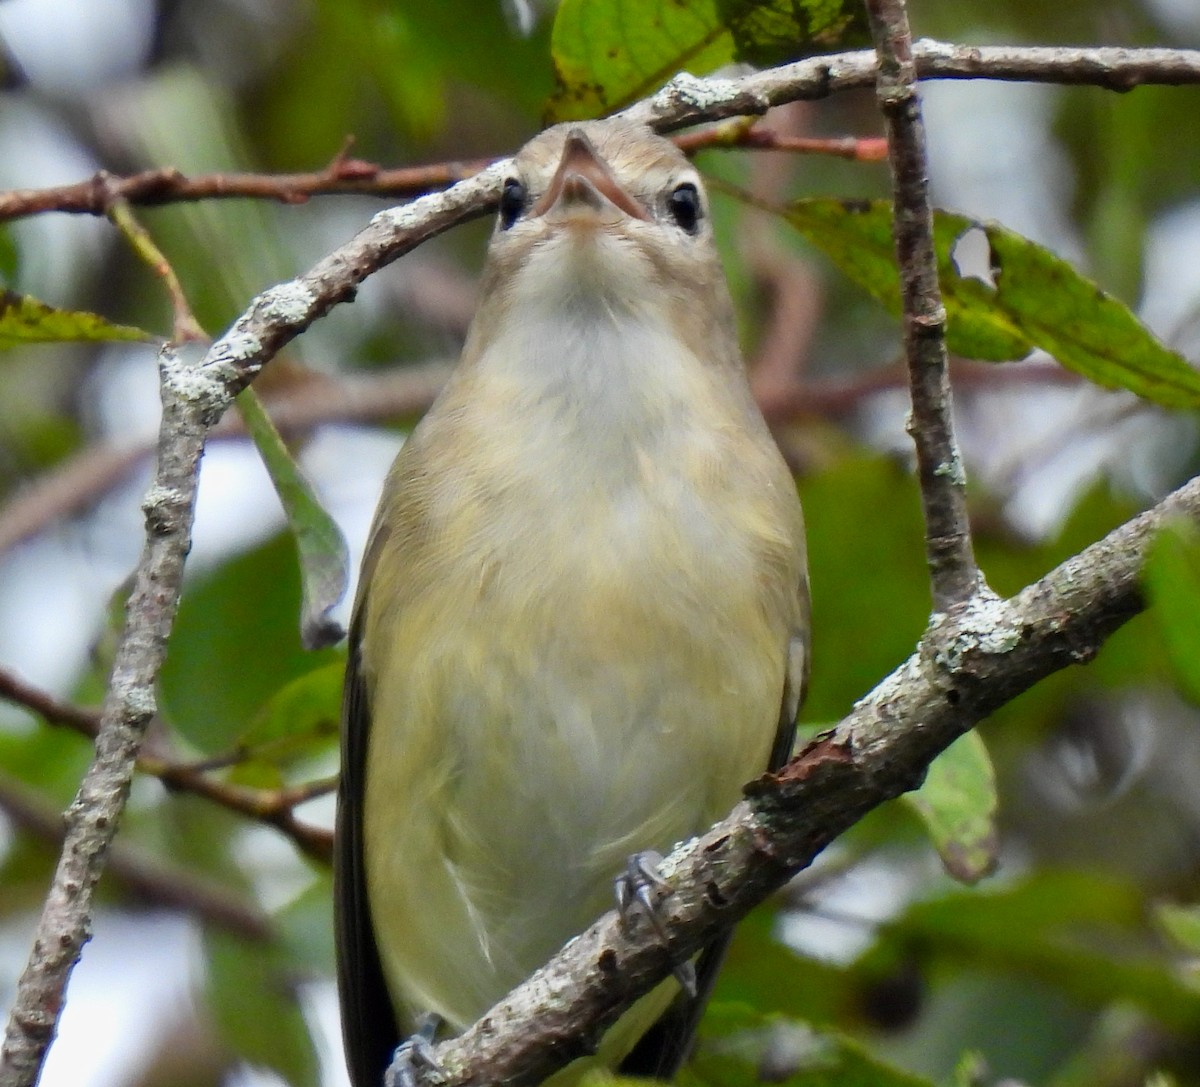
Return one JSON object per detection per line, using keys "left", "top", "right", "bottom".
{"left": 0, "top": 2, "right": 1199, "bottom": 1086}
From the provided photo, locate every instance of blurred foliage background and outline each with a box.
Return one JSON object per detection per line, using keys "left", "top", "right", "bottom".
{"left": 2, "top": 1, "right": 1200, "bottom": 1086}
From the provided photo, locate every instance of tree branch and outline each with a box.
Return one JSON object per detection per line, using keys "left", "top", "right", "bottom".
{"left": 0, "top": 342, "right": 211, "bottom": 1087}
{"left": 623, "top": 40, "right": 1200, "bottom": 130}
{"left": 0, "top": 44, "right": 1196, "bottom": 223}
{"left": 0, "top": 157, "right": 495, "bottom": 222}
{"left": 866, "top": 1, "right": 981, "bottom": 609}
{"left": 422, "top": 472, "right": 1200, "bottom": 1087}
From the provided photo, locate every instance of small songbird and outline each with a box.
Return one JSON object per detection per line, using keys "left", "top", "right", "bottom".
{"left": 335, "top": 118, "right": 809, "bottom": 1087}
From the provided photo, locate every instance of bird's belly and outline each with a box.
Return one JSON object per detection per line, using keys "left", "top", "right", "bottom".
{"left": 363, "top": 549, "right": 784, "bottom": 1031}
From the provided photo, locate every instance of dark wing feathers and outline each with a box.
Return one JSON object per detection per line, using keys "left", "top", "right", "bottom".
{"left": 335, "top": 623, "right": 403, "bottom": 1087}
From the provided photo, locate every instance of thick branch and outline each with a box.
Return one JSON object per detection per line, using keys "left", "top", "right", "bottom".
{"left": 0, "top": 343, "right": 210, "bottom": 1087}
{"left": 866, "top": 2, "right": 980, "bottom": 609}
{"left": 425, "top": 472, "right": 1200, "bottom": 1087}
{"left": 622, "top": 40, "right": 1200, "bottom": 129}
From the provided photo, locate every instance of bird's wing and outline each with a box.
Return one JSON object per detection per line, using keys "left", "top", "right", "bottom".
{"left": 335, "top": 551, "right": 405, "bottom": 1087}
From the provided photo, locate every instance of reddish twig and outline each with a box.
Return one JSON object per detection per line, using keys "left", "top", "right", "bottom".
{"left": 0, "top": 770, "right": 272, "bottom": 940}
{"left": 0, "top": 665, "right": 334, "bottom": 863}
{"left": 0, "top": 155, "right": 495, "bottom": 223}
{"left": 675, "top": 119, "right": 889, "bottom": 160}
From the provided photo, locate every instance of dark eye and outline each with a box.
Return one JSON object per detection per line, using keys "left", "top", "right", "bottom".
{"left": 499, "top": 178, "right": 527, "bottom": 230}
{"left": 667, "top": 182, "right": 702, "bottom": 234}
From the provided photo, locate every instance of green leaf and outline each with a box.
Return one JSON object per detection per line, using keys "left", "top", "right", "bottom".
{"left": 863, "top": 870, "right": 1200, "bottom": 1033}
{"left": 549, "top": 0, "right": 733, "bottom": 121}
{"left": 905, "top": 732, "right": 999, "bottom": 884}
{"left": 783, "top": 198, "right": 1033, "bottom": 361}
{"left": 798, "top": 456, "right": 928, "bottom": 724}
{"left": 945, "top": 1052, "right": 988, "bottom": 1087}
{"left": 0, "top": 227, "right": 19, "bottom": 286}
{"left": 1144, "top": 522, "right": 1200, "bottom": 705}
{"left": 160, "top": 534, "right": 343, "bottom": 755}
{"left": 276, "top": 874, "right": 337, "bottom": 975}
{"left": 684, "top": 1003, "right": 936, "bottom": 1087}
{"left": 236, "top": 387, "right": 349, "bottom": 650}
{"left": 716, "top": 0, "right": 867, "bottom": 68}
{"left": 715, "top": 906, "right": 857, "bottom": 1023}
{"left": 983, "top": 222, "right": 1200, "bottom": 407}
{"left": 229, "top": 662, "right": 343, "bottom": 786}
{"left": 0, "top": 289, "right": 153, "bottom": 348}
{"left": 1157, "top": 902, "right": 1200, "bottom": 957}
{"left": 204, "top": 928, "right": 320, "bottom": 1087}
{"left": 783, "top": 199, "right": 1200, "bottom": 408}
{"left": 547, "top": 0, "right": 861, "bottom": 121}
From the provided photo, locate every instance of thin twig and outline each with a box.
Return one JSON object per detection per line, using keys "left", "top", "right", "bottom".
{"left": 0, "top": 770, "right": 272, "bottom": 941}
{"left": 0, "top": 125, "right": 877, "bottom": 224}
{"left": 866, "top": 1, "right": 982, "bottom": 610}
{"left": 105, "top": 192, "right": 207, "bottom": 344}
{"left": 0, "top": 156, "right": 495, "bottom": 222}
{"left": 0, "top": 42, "right": 1196, "bottom": 223}
{"left": 674, "top": 120, "right": 889, "bottom": 160}
{"left": 0, "top": 665, "right": 334, "bottom": 863}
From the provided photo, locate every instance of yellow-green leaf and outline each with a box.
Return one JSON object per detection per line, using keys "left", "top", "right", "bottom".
{"left": 0, "top": 289, "right": 153, "bottom": 348}
{"left": 683, "top": 1003, "right": 937, "bottom": 1087}
{"left": 784, "top": 198, "right": 1200, "bottom": 409}
{"left": 547, "top": 0, "right": 861, "bottom": 121}
{"left": 905, "top": 731, "right": 999, "bottom": 884}
{"left": 236, "top": 388, "right": 349, "bottom": 650}
{"left": 1157, "top": 902, "right": 1200, "bottom": 957}
{"left": 1145, "top": 522, "right": 1200, "bottom": 706}
{"left": 549, "top": 0, "right": 733, "bottom": 121}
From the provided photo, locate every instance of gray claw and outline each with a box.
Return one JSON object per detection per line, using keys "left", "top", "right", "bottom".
{"left": 614, "top": 850, "right": 696, "bottom": 996}
{"left": 384, "top": 1014, "right": 444, "bottom": 1087}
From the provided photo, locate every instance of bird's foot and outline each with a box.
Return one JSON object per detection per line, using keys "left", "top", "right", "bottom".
{"left": 615, "top": 850, "right": 697, "bottom": 997}
{"left": 384, "top": 1013, "right": 444, "bottom": 1087}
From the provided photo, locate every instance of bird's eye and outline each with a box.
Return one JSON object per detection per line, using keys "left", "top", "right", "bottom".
{"left": 499, "top": 178, "right": 527, "bottom": 230}
{"left": 667, "top": 182, "right": 702, "bottom": 234}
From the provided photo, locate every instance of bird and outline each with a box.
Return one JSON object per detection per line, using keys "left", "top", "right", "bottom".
{"left": 335, "top": 117, "right": 809, "bottom": 1087}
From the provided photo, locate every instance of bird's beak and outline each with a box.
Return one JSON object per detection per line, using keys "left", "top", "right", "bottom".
{"left": 532, "top": 129, "right": 649, "bottom": 223}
